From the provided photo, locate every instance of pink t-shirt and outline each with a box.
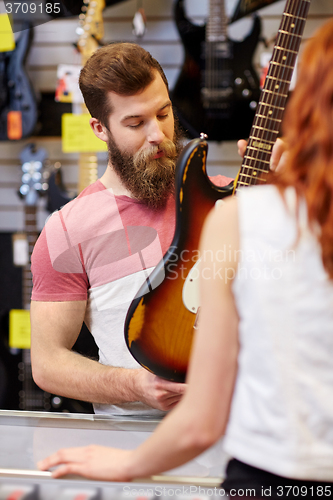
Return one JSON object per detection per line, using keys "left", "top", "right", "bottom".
{"left": 31, "top": 175, "right": 231, "bottom": 416}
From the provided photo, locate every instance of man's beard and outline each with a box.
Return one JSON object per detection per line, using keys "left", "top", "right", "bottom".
{"left": 107, "top": 121, "right": 184, "bottom": 209}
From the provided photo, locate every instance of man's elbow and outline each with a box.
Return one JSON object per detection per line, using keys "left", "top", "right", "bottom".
{"left": 31, "top": 362, "right": 50, "bottom": 392}
{"left": 31, "top": 351, "right": 55, "bottom": 393}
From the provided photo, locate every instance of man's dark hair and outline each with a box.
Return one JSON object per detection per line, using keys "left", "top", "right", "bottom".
{"left": 79, "top": 42, "right": 169, "bottom": 127}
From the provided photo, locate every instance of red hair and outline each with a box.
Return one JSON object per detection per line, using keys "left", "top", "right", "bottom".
{"left": 273, "top": 19, "right": 333, "bottom": 277}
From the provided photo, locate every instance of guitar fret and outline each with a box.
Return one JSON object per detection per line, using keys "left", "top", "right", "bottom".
{"left": 262, "top": 89, "right": 288, "bottom": 98}
{"left": 282, "top": 12, "right": 307, "bottom": 21}
{"left": 279, "top": 29, "right": 302, "bottom": 38}
{"left": 252, "top": 125, "right": 279, "bottom": 137}
{"left": 240, "top": 166, "right": 269, "bottom": 174}
{"left": 265, "top": 75, "right": 291, "bottom": 85}
{"left": 249, "top": 135, "right": 275, "bottom": 143}
{"left": 244, "top": 156, "right": 270, "bottom": 165}
{"left": 269, "top": 61, "right": 295, "bottom": 70}
{"left": 259, "top": 102, "right": 285, "bottom": 111}
{"left": 255, "top": 114, "right": 282, "bottom": 123}
{"left": 275, "top": 45, "right": 299, "bottom": 55}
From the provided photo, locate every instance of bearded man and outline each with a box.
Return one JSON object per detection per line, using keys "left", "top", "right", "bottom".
{"left": 30, "top": 43, "right": 231, "bottom": 416}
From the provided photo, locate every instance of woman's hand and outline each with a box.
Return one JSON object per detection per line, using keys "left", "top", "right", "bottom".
{"left": 38, "top": 445, "right": 134, "bottom": 481}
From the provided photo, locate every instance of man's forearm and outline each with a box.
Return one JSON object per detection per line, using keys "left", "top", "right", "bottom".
{"left": 33, "top": 348, "right": 140, "bottom": 405}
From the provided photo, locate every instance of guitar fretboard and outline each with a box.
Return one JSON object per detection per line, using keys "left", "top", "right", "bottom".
{"left": 206, "top": 0, "right": 227, "bottom": 42}
{"left": 23, "top": 205, "right": 38, "bottom": 310}
{"left": 235, "top": 0, "right": 311, "bottom": 191}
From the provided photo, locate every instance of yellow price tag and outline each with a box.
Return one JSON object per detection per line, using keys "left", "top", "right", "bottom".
{"left": 62, "top": 113, "right": 108, "bottom": 153}
{"left": 9, "top": 309, "right": 31, "bottom": 349}
{"left": 0, "top": 14, "right": 15, "bottom": 52}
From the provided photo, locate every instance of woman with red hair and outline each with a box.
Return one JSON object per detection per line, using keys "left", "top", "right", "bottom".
{"left": 38, "top": 18, "right": 333, "bottom": 498}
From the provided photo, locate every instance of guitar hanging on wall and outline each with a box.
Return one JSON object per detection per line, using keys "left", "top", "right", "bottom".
{"left": 0, "top": 22, "right": 38, "bottom": 141}
{"left": 8, "top": 144, "right": 51, "bottom": 410}
{"left": 1, "top": 144, "right": 93, "bottom": 412}
{"left": 46, "top": 0, "right": 106, "bottom": 214}
{"left": 172, "top": 0, "right": 261, "bottom": 141}
{"left": 75, "top": 0, "right": 105, "bottom": 193}
{"left": 125, "top": 0, "right": 311, "bottom": 383}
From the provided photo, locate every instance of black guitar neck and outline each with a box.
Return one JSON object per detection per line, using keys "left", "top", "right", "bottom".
{"left": 172, "top": 0, "right": 261, "bottom": 141}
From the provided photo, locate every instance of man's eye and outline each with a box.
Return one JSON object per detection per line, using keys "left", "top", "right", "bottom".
{"left": 158, "top": 114, "right": 168, "bottom": 120}
{"left": 129, "top": 122, "right": 143, "bottom": 129}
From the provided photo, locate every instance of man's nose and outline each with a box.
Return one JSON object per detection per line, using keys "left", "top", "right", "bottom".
{"left": 147, "top": 120, "right": 165, "bottom": 145}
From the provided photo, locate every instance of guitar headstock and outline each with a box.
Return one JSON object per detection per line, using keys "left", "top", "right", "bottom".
{"left": 76, "top": 0, "right": 106, "bottom": 64}
{"left": 19, "top": 144, "right": 49, "bottom": 206}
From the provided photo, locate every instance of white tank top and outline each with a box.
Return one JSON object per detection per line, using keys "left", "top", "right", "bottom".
{"left": 223, "top": 185, "right": 333, "bottom": 481}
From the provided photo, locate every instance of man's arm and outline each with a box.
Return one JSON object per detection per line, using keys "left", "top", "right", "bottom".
{"left": 30, "top": 300, "right": 185, "bottom": 411}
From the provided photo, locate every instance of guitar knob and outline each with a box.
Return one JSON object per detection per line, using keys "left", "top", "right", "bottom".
{"left": 242, "top": 88, "right": 251, "bottom": 97}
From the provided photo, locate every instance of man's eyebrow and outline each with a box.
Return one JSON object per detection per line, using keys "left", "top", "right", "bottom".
{"left": 121, "top": 101, "right": 172, "bottom": 122}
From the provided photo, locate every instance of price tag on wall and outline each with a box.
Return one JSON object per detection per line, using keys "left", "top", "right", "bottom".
{"left": 62, "top": 113, "right": 108, "bottom": 153}
{"left": 9, "top": 309, "right": 31, "bottom": 349}
{"left": 0, "top": 13, "right": 15, "bottom": 52}
{"left": 12, "top": 232, "right": 29, "bottom": 266}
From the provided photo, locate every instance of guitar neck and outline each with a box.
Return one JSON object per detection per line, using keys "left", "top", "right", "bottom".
{"left": 78, "top": 151, "right": 98, "bottom": 193}
{"left": 22, "top": 205, "right": 38, "bottom": 310}
{"left": 76, "top": 0, "right": 105, "bottom": 193}
{"left": 235, "top": 0, "right": 311, "bottom": 192}
{"left": 207, "top": 0, "right": 227, "bottom": 42}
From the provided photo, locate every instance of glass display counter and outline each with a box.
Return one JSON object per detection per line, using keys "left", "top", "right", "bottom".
{"left": 0, "top": 410, "right": 227, "bottom": 499}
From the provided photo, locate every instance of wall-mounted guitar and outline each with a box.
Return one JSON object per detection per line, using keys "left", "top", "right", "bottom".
{"left": 46, "top": 0, "right": 106, "bottom": 212}
{"left": 2, "top": 144, "right": 93, "bottom": 412}
{"left": 172, "top": 0, "right": 261, "bottom": 141}
{"left": 125, "top": 0, "right": 311, "bottom": 383}
{"left": 11, "top": 144, "right": 51, "bottom": 410}
{"left": 0, "top": 22, "right": 38, "bottom": 140}
{"left": 75, "top": 0, "right": 105, "bottom": 193}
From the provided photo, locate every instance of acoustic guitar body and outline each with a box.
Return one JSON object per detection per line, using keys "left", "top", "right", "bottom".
{"left": 125, "top": 138, "right": 233, "bottom": 382}
{"left": 172, "top": 0, "right": 261, "bottom": 141}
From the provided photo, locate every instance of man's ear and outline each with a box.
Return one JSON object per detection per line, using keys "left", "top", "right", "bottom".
{"left": 89, "top": 117, "right": 108, "bottom": 142}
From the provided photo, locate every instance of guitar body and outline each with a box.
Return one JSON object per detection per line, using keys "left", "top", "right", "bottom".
{"left": 125, "top": 138, "right": 233, "bottom": 382}
{"left": 172, "top": 0, "right": 261, "bottom": 141}
{"left": 0, "top": 23, "right": 37, "bottom": 140}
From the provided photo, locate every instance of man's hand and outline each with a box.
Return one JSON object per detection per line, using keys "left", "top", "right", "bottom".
{"left": 134, "top": 369, "right": 186, "bottom": 411}
{"left": 237, "top": 138, "right": 288, "bottom": 172}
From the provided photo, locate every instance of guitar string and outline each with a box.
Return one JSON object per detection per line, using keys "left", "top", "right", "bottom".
{"left": 238, "top": 0, "right": 309, "bottom": 190}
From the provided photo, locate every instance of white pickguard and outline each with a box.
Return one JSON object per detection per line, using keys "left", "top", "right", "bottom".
{"left": 182, "top": 198, "right": 226, "bottom": 315}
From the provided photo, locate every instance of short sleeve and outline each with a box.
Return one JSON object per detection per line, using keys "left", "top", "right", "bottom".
{"left": 31, "top": 220, "right": 89, "bottom": 302}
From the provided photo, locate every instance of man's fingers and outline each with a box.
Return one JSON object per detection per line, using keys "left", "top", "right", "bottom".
{"left": 155, "top": 378, "right": 186, "bottom": 394}
{"left": 237, "top": 139, "right": 248, "bottom": 158}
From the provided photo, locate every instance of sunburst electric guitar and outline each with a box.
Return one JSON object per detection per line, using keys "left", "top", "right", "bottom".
{"left": 124, "top": 0, "right": 311, "bottom": 383}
